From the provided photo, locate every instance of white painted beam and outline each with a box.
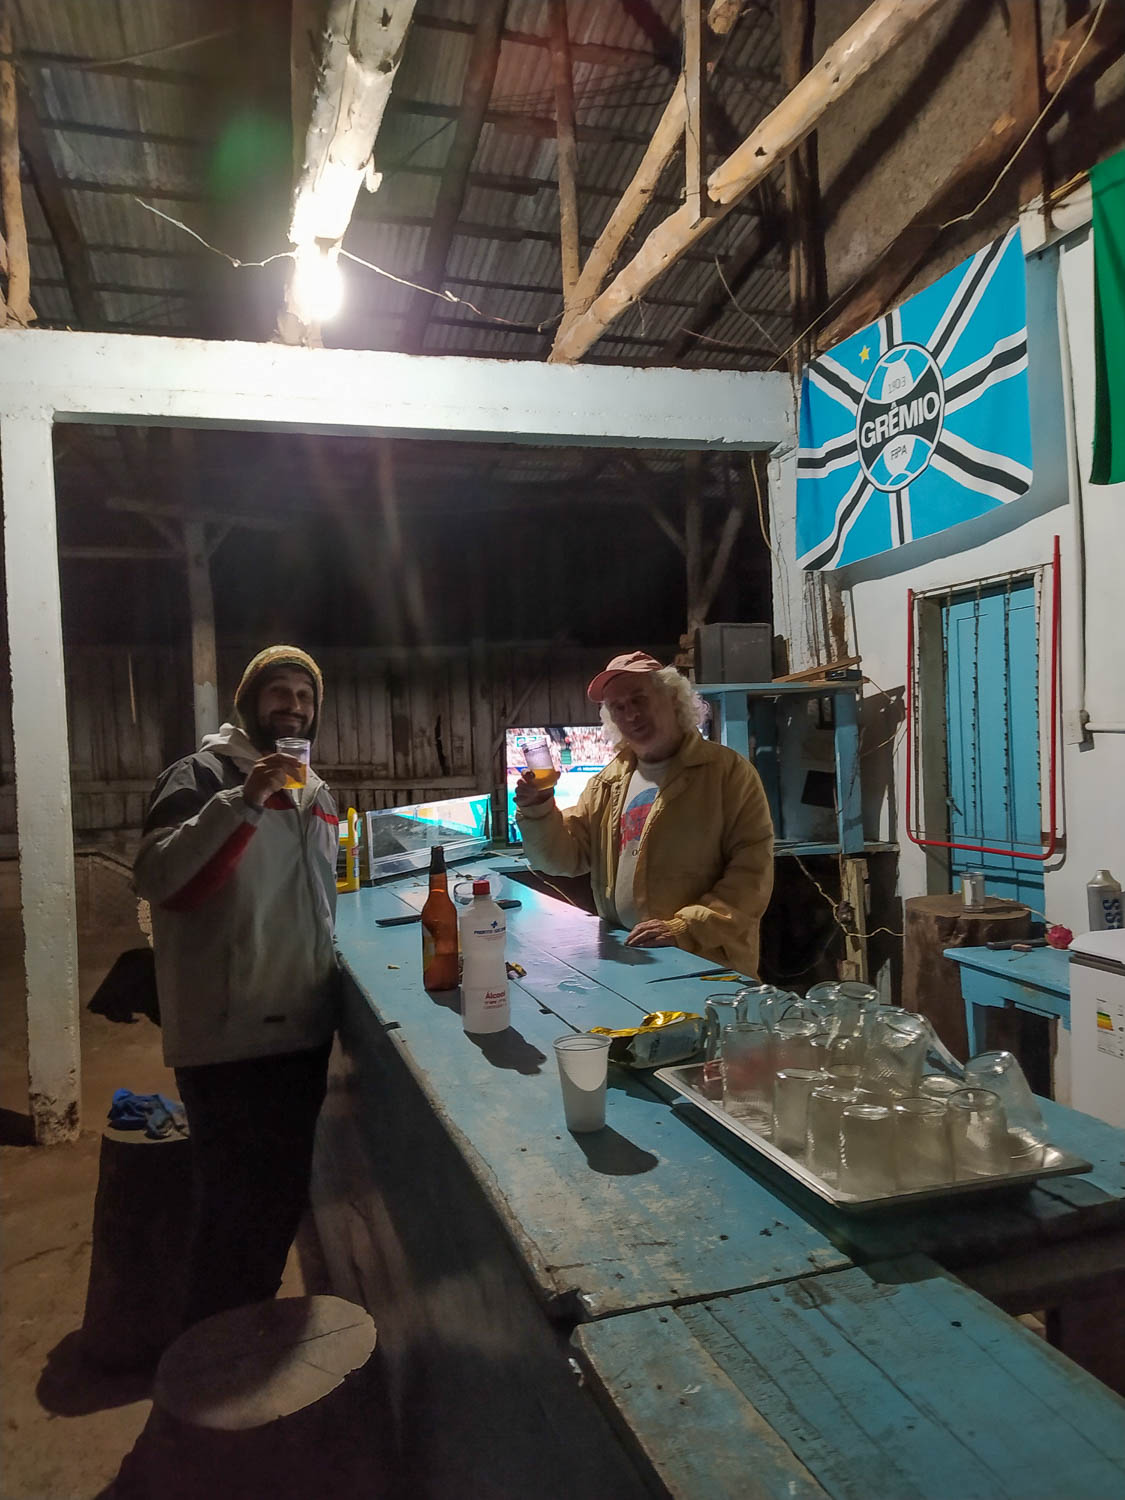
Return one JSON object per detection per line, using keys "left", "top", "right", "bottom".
{"left": 1, "top": 413, "right": 80, "bottom": 1143}
{"left": 0, "top": 330, "right": 793, "bottom": 450}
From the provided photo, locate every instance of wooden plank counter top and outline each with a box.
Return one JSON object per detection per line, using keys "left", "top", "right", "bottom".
{"left": 334, "top": 861, "right": 849, "bottom": 1318}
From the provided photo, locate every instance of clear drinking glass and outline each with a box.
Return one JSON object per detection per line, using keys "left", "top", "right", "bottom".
{"left": 839, "top": 1103, "right": 896, "bottom": 1198}
{"left": 736, "top": 984, "right": 784, "bottom": 1027}
{"left": 701, "top": 993, "right": 748, "bottom": 1097}
{"left": 806, "top": 1084, "right": 859, "bottom": 1185}
{"left": 759, "top": 991, "right": 816, "bottom": 1033}
{"left": 721, "top": 1022, "right": 774, "bottom": 1136}
{"left": 804, "top": 981, "right": 840, "bottom": 1009}
{"left": 948, "top": 1087, "right": 1011, "bottom": 1178}
{"left": 917, "top": 1074, "right": 964, "bottom": 1103}
{"left": 772, "top": 1017, "right": 820, "bottom": 1071}
{"left": 964, "top": 1050, "right": 1047, "bottom": 1158}
{"left": 893, "top": 1096, "right": 954, "bottom": 1189}
{"left": 772, "top": 1068, "right": 827, "bottom": 1156}
{"left": 859, "top": 1007, "right": 930, "bottom": 1098}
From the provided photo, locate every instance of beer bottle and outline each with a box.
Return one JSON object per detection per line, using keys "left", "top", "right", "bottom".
{"left": 421, "top": 844, "right": 459, "bottom": 991}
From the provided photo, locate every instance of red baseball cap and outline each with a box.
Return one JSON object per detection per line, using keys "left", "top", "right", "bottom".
{"left": 587, "top": 651, "right": 664, "bottom": 702}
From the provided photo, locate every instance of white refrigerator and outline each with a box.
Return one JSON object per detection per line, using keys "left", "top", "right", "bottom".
{"left": 1069, "top": 928, "right": 1125, "bottom": 1128}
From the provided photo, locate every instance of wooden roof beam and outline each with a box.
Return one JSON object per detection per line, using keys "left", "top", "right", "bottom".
{"left": 280, "top": 0, "right": 417, "bottom": 343}
{"left": 550, "top": 0, "right": 953, "bottom": 363}
{"left": 548, "top": 0, "right": 581, "bottom": 304}
{"left": 554, "top": 0, "right": 746, "bottom": 340}
{"left": 385, "top": 94, "right": 653, "bottom": 148}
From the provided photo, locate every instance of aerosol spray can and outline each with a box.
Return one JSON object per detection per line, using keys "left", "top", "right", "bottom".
{"left": 1087, "top": 870, "right": 1124, "bottom": 931}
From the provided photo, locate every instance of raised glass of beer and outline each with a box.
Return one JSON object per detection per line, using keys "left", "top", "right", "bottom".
{"left": 276, "top": 736, "right": 311, "bottom": 790}
{"left": 522, "top": 736, "right": 558, "bottom": 789}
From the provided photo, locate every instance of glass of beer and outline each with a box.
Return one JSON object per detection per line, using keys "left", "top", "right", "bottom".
{"left": 276, "top": 736, "right": 310, "bottom": 790}
{"left": 522, "top": 736, "right": 558, "bottom": 789}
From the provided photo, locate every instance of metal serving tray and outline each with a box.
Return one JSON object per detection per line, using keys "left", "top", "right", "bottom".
{"left": 654, "top": 1062, "right": 1092, "bottom": 1215}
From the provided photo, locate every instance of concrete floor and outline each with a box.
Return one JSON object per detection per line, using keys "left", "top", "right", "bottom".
{"left": 0, "top": 910, "right": 316, "bottom": 1499}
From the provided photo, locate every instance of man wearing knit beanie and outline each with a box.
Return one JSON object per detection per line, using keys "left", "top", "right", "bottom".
{"left": 135, "top": 644, "right": 340, "bottom": 1329}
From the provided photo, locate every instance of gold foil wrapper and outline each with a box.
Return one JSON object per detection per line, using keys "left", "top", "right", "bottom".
{"left": 589, "top": 1011, "right": 705, "bottom": 1068}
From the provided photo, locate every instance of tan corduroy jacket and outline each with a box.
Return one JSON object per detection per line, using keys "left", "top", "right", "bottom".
{"left": 517, "top": 733, "right": 774, "bottom": 978}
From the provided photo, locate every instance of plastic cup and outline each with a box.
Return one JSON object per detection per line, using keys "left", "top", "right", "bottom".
{"left": 893, "top": 1096, "right": 954, "bottom": 1189}
{"left": 773, "top": 1068, "right": 828, "bottom": 1157}
{"left": 276, "top": 736, "right": 310, "bottom": 789}
{"left": 522, "top": 736, "right": 558, "bottom": 789}
{"left": 839, "top": 1103, "right": 896, "bottom": 1198}
{"left": 948, "top": 1087, "right": 1011, "bottom": 1178}
{"left": 554, "top": 1033, "right": 612, "bottom": 1133}
{"left": 964, "top": 1050, "right": 1047, "bottom": 1158}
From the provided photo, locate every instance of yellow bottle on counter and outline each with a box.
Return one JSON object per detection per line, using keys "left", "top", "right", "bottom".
{"left": 336, "top": 807, "right": 361, "bottom": 893}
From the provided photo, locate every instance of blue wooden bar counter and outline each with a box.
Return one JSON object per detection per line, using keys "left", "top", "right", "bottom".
{"left": 320, "top": 856, "right": 1125, "bottom": 1498}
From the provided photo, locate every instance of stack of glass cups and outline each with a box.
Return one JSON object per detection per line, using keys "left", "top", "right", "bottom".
{"left": 720, "top": 1022, "right": 774, "bottom": 1136}
{"left": 701, "top": 993, "right": 748, "bottom": 1100}
{"left": 893, "top": 1096, "right": 955, "bottom": 1188}
{"left": 948, "top": 1087, "right": 1011, "bottom": 1178}
{"left": 838, "top": 1103, "right": 896, "bottom": 1197}
{"left": 964, "top": 1050, "right": 1047, "bottom": 1160}
{"left": 806, "top": 1084, "right": 859, "bottom": 1185}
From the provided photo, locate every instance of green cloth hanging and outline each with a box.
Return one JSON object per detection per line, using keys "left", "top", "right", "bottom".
{"left": 1090, "top": 148, "right": 1125, "bottom": 484}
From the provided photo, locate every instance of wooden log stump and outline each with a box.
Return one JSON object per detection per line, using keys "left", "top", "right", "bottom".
{"left": 132, "top": 1295, "right": 384, "bottom": 1500}
{"left": 81, "top": 1125, "right": 193, "bottom": 1371}
{"left": 902, "top": 895, "right": 1030, "bottom": 1062}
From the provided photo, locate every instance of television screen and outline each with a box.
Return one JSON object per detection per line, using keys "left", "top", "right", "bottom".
{"left": 504, "top": 725, "right": 617, "bottom": 842}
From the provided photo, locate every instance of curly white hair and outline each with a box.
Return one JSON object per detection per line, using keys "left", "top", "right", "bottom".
{"left": 598, "top": 666, "right": 706, "bottom": 749}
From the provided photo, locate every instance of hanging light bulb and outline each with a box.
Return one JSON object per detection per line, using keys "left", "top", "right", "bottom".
{"left": 291, "top": 243, "right": 344, "bottom": 325}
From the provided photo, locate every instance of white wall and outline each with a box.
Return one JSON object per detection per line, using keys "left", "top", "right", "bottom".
{"left": 770, "top": 226, "right": 1125, "bottom": 935}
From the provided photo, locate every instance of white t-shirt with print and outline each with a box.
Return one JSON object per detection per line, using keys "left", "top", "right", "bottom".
{"left": 613, "top": 756, "right": 673, "bottom": 930}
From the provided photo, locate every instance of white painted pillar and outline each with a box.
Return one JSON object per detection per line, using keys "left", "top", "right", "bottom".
{"left": 1, "top": 413, "right": 81, "bottom": 1142}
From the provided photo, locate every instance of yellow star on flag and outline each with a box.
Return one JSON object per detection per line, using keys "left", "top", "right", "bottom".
{"left": 859, "top": 344, "right": 871, "bottom": 363}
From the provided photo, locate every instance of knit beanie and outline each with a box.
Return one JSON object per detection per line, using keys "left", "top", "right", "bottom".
{"left": 234, "top": 645, "right": 324, "bottom": 743}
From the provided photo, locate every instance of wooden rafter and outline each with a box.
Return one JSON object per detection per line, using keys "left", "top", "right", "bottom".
{"left": 0, "top": 0, "right": 31, "bottom": 325}
{"left": 683, "top": 0, "right": 705, "bottom": 224}
{"left": 400, "top": 0, "right": 507, "bottom": 353}
{"left": 548, "top": 0, "right": 581, "bottom": 303}
{"left": 1008, "top": 0, "right": 1048, "bottom": 216}
{"left": 778, "top": 0, "right": 824, "bottom": 369}
{"left": 550, "top": 0, "right": 952, "bottom": 363}
{"left": 817, "top": 0, "right": 1125, "bottom": 351}
{"left": 280, "top": 0, "right": 417, "bottom": 342}
{"left": 555, "top": 0, "right": 744, "bottom": 337}
{"left": 15, "top": 79, "right": 100, "bottom": 326}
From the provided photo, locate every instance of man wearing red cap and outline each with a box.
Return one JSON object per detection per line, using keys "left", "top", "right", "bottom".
{"left": 516, "top": 652, "right": 773, "bottom": 977}
{"left": 135, "top": 645, "right": 340, "bottom": 1326}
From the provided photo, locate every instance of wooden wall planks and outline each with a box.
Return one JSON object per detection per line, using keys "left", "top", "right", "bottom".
{"left": 0, "top": 641, "right": 632, "bottom": 836}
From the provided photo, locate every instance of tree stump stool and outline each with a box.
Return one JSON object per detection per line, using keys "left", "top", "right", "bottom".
{"left": 902, "top": 895, "right": 1030, "bottom": 1061}
{"left": 81, "top": 1125, "right": 193, "bottom": 1371}
{"left": 134, "top": 1295, "right": 384, "bottom": 1500}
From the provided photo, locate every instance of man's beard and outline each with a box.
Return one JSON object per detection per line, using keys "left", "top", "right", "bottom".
{"left": 249, "top": 712, "right": 311, "bottom": 753}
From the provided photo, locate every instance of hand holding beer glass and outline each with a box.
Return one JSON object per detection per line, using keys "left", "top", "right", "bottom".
{"left": 513, "top": 736, "right": 558, "bottom": 809}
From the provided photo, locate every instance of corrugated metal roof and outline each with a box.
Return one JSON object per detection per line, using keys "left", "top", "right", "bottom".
{"left": 11, "top": 0, "right": 791, "bottom": 377}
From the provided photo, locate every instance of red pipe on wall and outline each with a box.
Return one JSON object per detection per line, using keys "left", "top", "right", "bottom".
{"left": 904, "top": 533, "right": 1060, "bottom": 862}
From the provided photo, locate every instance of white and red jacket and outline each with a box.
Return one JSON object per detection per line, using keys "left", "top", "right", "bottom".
{"left": 134, "top": 723, "right": 340, "bottom": 1068}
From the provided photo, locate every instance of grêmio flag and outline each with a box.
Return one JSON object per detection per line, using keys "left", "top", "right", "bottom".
{"left": 796, "top": 227, "right": 1032, "bottom": 570}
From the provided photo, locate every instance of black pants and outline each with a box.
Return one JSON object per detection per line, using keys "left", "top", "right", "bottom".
{"left": 174, "top": 1043, "right": 332, "bottom": 1328}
